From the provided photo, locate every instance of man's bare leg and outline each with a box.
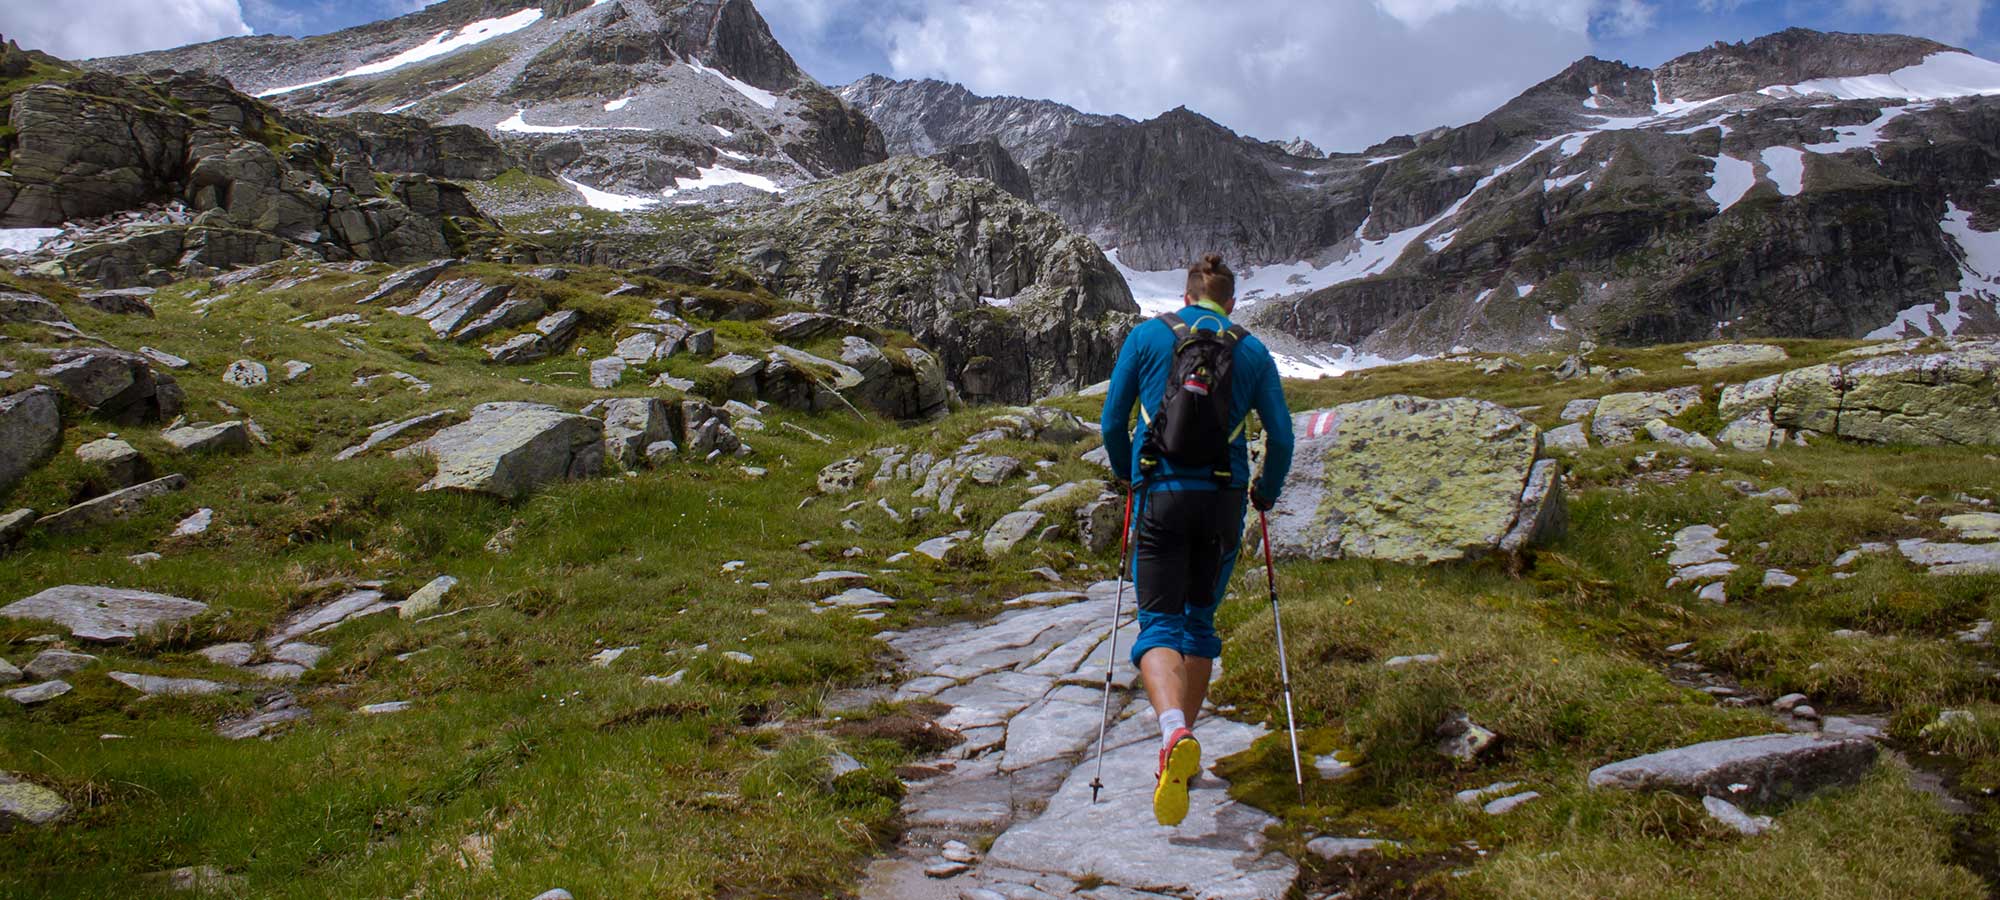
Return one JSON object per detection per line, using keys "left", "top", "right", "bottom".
{"left": 1179, "top": 657, "right": 1212, "bottom": 725}
{"left": 1140, "top": 647, "right": 1185, "bottom": 720}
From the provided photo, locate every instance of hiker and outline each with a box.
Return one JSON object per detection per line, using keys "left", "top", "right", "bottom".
{"left": 1099, "top": 253, "right": 1296, "bottom": 827}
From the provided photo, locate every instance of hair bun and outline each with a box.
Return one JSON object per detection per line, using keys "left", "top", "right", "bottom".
{"left": 1202, "top": 253, "right": 1226, "bottom": 269}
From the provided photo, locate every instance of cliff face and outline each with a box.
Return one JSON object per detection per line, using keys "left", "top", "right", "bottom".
{"left": 92, "top": 0, "right": 885, "bottom": 201}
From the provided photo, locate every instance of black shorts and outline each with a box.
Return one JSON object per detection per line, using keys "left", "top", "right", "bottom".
{"left": 1131, "top": 486, "right": 1246, "bottom": 663}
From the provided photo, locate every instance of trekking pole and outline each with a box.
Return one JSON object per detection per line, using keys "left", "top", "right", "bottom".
{"left": 1089, "top": 488, "right": 1137, "bottom": 804}
{"left": 1259, "top": 509, "right": 1306, "bottom": 804}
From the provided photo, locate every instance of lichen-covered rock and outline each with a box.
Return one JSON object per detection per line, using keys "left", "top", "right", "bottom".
{"left": 1685, "top": 344, "right": 1789, "bottom": 369}
{"left": 0, "top": 386, "right": 61, "bottom": 497}
{"left": 395, "top": 402, "right": 605, "bottom": 499}
{"left": 1591, "top": 387, "right": 1701, "bottom": 446}
{"left": 1265, "top": 396, "right": 1562, "bottom": 564}
{"left": 819, "top": 458, "right": 866, "bottom": 494}
{"left": 984, "top": 510, "right": 1046, "bottom": 557}
{"left": 0, "top": 774, "right": 70, "bottom": 830}
{"left": 1720, "top": 342, "right": 2000, "bottom": 446}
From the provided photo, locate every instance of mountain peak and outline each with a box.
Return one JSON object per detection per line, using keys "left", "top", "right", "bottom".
{"left": 1654, "top": 27, "right": 1958, "bottom": 103}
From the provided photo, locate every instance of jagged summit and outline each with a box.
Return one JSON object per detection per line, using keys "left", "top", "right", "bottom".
{"left": 839, "top": 75, "right": 1131, "bottom": 168}
{"left": 90, "top": 0, "right": 884, "bottom": 201}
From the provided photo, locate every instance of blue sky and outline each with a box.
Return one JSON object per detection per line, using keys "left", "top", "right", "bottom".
{"left": 6, "top": 0, "right": 1994, "bottom": 150}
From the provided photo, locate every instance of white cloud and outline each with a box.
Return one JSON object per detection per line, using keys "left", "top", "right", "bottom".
{"left": 1843, "top": 0, "right": 1985, "bottom": 45}
{"left": 1, "top": 0, "right": 253, "bottom": 60}
{"left": 873, "top": 0, "right": 1618, "bottom": 151}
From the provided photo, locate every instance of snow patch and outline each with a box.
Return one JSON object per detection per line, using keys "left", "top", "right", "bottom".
{"left": 1517, "top": 284, "right": 1535, "bottom": 298}
{"left": 258, "top": 8, "right": 543, "bottom": 97}
{"left": 1766, "top": 52, "right": 2000, "bottom": 102}
{"left": 1761, "top": 147, "right": 1806, "bottom": 197}
{"left": 561, "top": 177, "right": 658, "bottom": 212}
{"left": 498, "top": 110, "right": 651, "bottom": 134}
{"left": 687, "top": 60, "right": 779, "bottom": 109}
{"left": 0, "top": 227, "right": 61, "bottom": 253}
{"left": 1549, "top": 314, "right": 1569, "bottom": 332}
{"left": 604, "top": 97, "right": 634, "bottom": 112}
{"left": 715, "top": 148, "right": 751, "bottom": 162}
{"left": 711, "top": 125, "right": 736, "bottom": 138}
{"left": 1804, "top": 107, "right": 1907, "bottom": 154}
{"left": 1271, "top": 346, "right": 1417, "bottom": 380}
{"left": 1707, "top": 155, "right": 1756, "bottom": 212}
{"left": 666, "top": 165, "right": 781, "bottom": 196}
{"left": 1871, "top": 201, "right": 2000, "bottom": 338}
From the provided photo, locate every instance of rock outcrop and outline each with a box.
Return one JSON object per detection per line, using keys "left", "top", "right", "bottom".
{"left": 1589, "top": 732, "right": 1878, "bottom": 808}
{"left": 548, "top": 158, "right": 1139, "bottom": 403}
{"left": 1719, "top": 339, "right": 2000, "bottom": 446}
{"left": 37, "top": 349, "right": 184, "bottom": 424}
{"left": 2, "top": 51, "right": 504, "bottom": 286}
{"left": 395, "top": 402, "right": 605, "bottom": 498}
{"left": 1264, "top": 397, "right": 1566, "bottom": 564}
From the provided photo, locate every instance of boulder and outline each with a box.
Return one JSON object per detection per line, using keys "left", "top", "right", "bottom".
{"left": 819, "top": 458, "right": 866, "bottom": 494}
{"left": 109, "top": 671, "right": 236, "bottom": 696}
{"left": 1076, "top": 496, "right": 1125, "bottom": 553}
{"left": 76, "top": 438, "right": 147, "bottom": 489}
{"left": 767, "top": 311, "right": 842, "bottom": 342}
{"left": 1644, "top": 419, "right": 1718, "bottom": 452}
{"left": 1715, "top": 411, "right": 1782, "bottom": 451}
{"left": 484, "top": 333, "right": 548, "bottom": 365}
{"left": 1945, "top": 513, "right": 2000, "bottom": 542}
{"left": 1685, "top": 344, "right": 1789, "bottom": 370}
{"left": 707, "top": 354, "right": 766, "bottom": 402}
{"left": 222, "top": 360, "right": 268, "bottom": 388}
{"left": 537, "top": 309, "right": 583, "bottom": 350}
{"left": 5, "top": 681, "right": 70, "bottom": 705}
{"left": 1587, "top": 733, "right": 1877, "bottom": 808}
{"left": 984, "top": 510, "right": 1046, "bottom": 556}
{"left": 0, "top": 774, "right": 70, "bottom": 830}
{"left": 0, "top": 585, "right": 208, "bottom": 643}
{"left": 0, "top": 508, "right": 33, "bottom": 548}
{"left": 399, "top": 575, "right": 457, "bottom": 620}
{"left": 36, "top": 473, "right": 189, "bottom": 532}
{"left": 1265, "top": 397, "right": 1563, "bottom": 564}
{"left": 395, "top": 402, "right": 605, "bottom": 499}
{"left": 0, "top": 386, "right": 62, "bottom": 497}
{"left": 597, "top": 398, "right": 679, "bottom": 469}
{"left": 161, "top": 421, "right": 251, "bottom": 455}
{"left": 589, "top": 356, "right": 627, "bottom": 389}
{"left": 79, "top": 287, "right": 156, "bottom": 317}
{"left": 38, "top": 349, "right": 183, "bottom": 423}
{"left": 1542, "top": 422, "right": 1589, "bottom": 452}
{"left": 1591, "top": 387, "right": 1701, "bottom": 446}
{"left": 0, "top": 290, "right": 69, "bottom": 326}
{"left": 1559, "top": 399, "right": 1598, "bottom": 421}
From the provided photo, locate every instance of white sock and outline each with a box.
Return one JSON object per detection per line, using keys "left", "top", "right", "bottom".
{"left": 1158, "top": 709, "right": 1188, "bottom": 748}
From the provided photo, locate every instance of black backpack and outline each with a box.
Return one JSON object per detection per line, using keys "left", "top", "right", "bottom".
{"left": 1140, "top": 311, "right": 1248, "bottom": 481}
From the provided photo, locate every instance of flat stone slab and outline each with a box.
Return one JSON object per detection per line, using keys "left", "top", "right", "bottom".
{"left": 265, "top": 589, "right": 395, "bottom": 647}
{"left": 6, "top": 680, "right": 70, "bottom": 705}
{"left": 1, "top": 585, "right": 208, "bottom": 643}
{"left": 1588, "top": 733, "right": 1877, "bottom": 808}
{"left": 110, "top": 672, "right": 236, "bottom": 697}
{"left": 1900, "top": 539, "right": 2000, "bottom": 576}
{"left": 35, "top": 474, "right": 190, "bottom": 533}
{"left": 984, "top": 716, "right": 1296, "bottom": 899}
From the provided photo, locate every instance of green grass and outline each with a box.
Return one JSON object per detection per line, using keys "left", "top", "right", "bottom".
{"left": 4, "top": 270, "right": 1999, "bottom": 898}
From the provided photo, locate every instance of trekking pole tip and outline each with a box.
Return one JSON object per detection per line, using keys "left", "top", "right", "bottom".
{"left": 1090, "top": 779, "right": 1103, "bottom": 803}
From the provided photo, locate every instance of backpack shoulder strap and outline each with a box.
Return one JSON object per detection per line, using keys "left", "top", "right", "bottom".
{"left": 1159, "top": 312, "right": 1190, "bottom": 342}
{"left": 1224, "top": 324, "right": 1249, "bottom": 344}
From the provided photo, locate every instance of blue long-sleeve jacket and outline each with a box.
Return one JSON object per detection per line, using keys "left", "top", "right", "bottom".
{"left": 1100, "top": 303, "right": 1295, "bottom": 499}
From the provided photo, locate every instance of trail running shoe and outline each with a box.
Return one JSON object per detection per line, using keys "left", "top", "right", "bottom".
{"left": 1153, "top": 728, "right": 1201, "bottom": 826}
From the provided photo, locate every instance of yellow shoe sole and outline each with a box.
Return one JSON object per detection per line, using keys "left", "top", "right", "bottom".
{"left": 1153, "top": 735, "right": 1202, "bottom": 826}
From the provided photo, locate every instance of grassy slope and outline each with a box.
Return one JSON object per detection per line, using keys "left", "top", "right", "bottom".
{"left": 3, "top": 270, "right": 1998, "bottom": 899}
{"left": 0, "top": 266, "right": 1093, "bottom": 898}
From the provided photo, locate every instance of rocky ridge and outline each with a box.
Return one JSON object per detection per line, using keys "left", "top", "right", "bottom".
{"left": 90, "top": 0, "right": 885, "bottom": 202}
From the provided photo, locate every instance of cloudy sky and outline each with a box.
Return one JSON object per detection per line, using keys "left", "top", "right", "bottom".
{"left": 3, "top": 0, "right": 1994, "bottom": 150}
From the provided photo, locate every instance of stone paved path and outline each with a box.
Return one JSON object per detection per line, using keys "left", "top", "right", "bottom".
{"left": 860, "top": 582, "right": 1299, "bottom": 900}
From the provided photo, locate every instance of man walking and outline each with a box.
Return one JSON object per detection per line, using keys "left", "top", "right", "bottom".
{"left": 1100, "top": 253, "right": 1295, "bottom": 827}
